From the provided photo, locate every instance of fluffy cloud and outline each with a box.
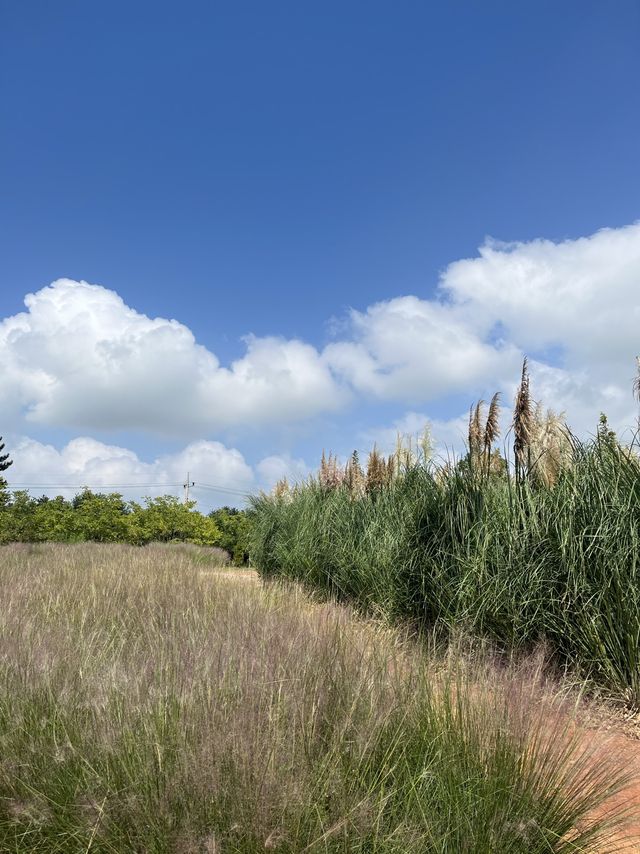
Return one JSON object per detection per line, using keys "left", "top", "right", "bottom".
{"left": 325, "top": 297, "right": 520, "bottom": 402}
{"left": 0, "top": 279, "right": 346, "bottom": 435}
{"left": 6, "top": 436, "right": 258, "bottom": 507}
{"left": 333, "top": 223, "right": 640, "bottom": 435}
{"left": 362, "top": 411, "right": 472, "bottom": 460}
{"left": 443, "top": 225, "right": 640, "bottom": 370}
{"left": 449, "top": 224, "right": 640, "bottom": 433}
{"left": 5, "top": 434, "right": 317, "bottom": 507}
{"left": 255, "top": 453, "right": 310, "bottom": 487}
{"left": 3, "top": 222, "right": 640, "bottom": 443}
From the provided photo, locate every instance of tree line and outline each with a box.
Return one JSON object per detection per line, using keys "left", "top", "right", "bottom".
{"left": 0, "top": 438, "right": 250, "bottom": 563}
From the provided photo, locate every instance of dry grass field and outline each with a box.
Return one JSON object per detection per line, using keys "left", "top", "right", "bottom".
{"left": 0, "top": 543, "right": 637, "bottom": 852}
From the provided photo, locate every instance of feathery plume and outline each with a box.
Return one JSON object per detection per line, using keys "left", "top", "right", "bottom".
{"left": 468, "top": 401, "right": 484, "bottom": 462}
{"left": 273, "top": 478, "right": 291, "bottom": 502}
{"left": 344, "top": 450, "right": 365, "bottom": 499}
{"left": 513, "top": 358, "right": 534, "bottom": 481}
{"left": 418, "top": 424, "right": 433, "bottom": 463}
{"left": 483, "top": 392, "right": 501, "bottom": 476}
{"left": 484, "top": 392, "right": 501, "bottom": 451}
{"left": 366, "top": 446, "right": 387, "bottom": 493}
{"left": 320, "top": 452, "right": 344, "bottom": 490}
{"left": 529, "top": 408, "right": 572, "bottom": 488}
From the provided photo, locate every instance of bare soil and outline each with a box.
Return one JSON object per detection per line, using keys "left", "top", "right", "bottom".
{"left": 584, "top": 726, "right": 640, "bottom": 850}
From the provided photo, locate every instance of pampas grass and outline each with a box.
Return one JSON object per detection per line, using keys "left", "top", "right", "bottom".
{"left": 253, "top": 359, "right": 640, "bottom": 707}
{"left": 513, "top": 357, "right": 535, "bottom": 483}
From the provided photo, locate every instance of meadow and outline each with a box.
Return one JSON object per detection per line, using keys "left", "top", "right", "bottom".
{"left": 0, "top": 543, "right": 635, "bottom": 852}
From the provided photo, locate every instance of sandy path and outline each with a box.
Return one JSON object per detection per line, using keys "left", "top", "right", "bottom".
{"left": 585, "top": 727, "right": 640, "bottom": 850}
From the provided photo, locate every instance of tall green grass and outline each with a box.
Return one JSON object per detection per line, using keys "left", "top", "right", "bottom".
{"left": 250, "top": 429, "right": 640, "bottom": 706}
{"left": 0, "top": 544, "right": 632, "bottom": 852}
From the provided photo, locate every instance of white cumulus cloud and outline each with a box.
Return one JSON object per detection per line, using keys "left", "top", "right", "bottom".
{"left": 442, "top": 225, "right": 640, "bottom": 370}
{"left": 255, "top": 453, "right": 310, "bottom": 487}
{"left": 6, "top": 436, "right": 255, "bottom": 508}
{"left": 0, "top": 279, "right": 346, "bottom": 436}
{"left": 4, "top": 434, "right": 313, "bottom": 507}
{"left": 2, "top": 222, "right": 640, "bottom": 445}
{"left": 325, "top": 296, "right": 520, "bottom": 402}
{"left": 334, "top": 223, "right": 640, "bottom": 435}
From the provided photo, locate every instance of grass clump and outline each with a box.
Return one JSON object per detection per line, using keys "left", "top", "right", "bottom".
{"left": 250, "top": 362, "right": 640, "bottom": 707}
{"left": 0, "top": 543, "right": 632, "bottom": 851}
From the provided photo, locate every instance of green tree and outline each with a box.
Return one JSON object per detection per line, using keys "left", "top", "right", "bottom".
{"left": 129, "top": 496, "right": 222, "bottom": 546}
{"left": 0, "top": 482, "right": 226, "bottom": 548}
{"left": 69, "top": 490, "right": 131, "bottom": 542}
{"left": 33, "top": 495, "right": 74, "bottom": 541}
{"left": 0, "top": 436, "right": 12, "bottom": 509}
{"left": 0, "top": 491, "right": 37, "bottom": 542}
{"left": 0, "top": 436, "right": 12, "bottom": 474}
{"left": 208, "top": 506, "right": 251, "bottom": 564}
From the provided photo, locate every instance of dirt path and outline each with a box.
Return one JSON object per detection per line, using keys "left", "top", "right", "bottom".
{"left": 584, "top": 726, "right": 640, "bottom": 850}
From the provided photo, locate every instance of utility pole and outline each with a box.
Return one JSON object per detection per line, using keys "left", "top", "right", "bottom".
{"left": 183, "top": 472, "right": 194, "bottom": 505}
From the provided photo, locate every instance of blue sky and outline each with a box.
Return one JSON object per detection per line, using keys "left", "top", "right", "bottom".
{"left": 2, "top": 1, "right": 640, "bottom": 508}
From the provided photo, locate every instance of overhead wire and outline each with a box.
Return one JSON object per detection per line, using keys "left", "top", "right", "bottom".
{"left": 7, "top": 483, "right": 184, "bottom": 489}
{"left": 5, "top": 479, "right": 254, "bottom": 500}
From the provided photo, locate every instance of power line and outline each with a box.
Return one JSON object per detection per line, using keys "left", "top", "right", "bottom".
{"left": 5, "top": 479, "right": 253, "bottom": 499}
{"left": 6, "top": 483, "right": 185, "bottom": 490}
{"left": 193, "top": 483, "right": 252, "bottom": 497}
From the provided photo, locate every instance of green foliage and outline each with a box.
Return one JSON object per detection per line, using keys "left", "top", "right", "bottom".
{"left": 127, "top": 495, "right": 222, "bottom": 546}
{"left": 0, "top": 435, "right": 12, "bottom": 473}
{"left": 70, "top": 490, "right": 131, "bottom": 542}
{"left": 0, "top": 489, "right": 246, "bottom": 550}
{"left": 0, "top": 479, "right": 9, "bottom": 509}
{"left": 250, "top": 427, "right": 640, "bottom": 706}
{"left": 208, "top": 506, "right": 251, "bottom": 564}
{"left": 0, "top": 438, "right": 12, "bottom": 510}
